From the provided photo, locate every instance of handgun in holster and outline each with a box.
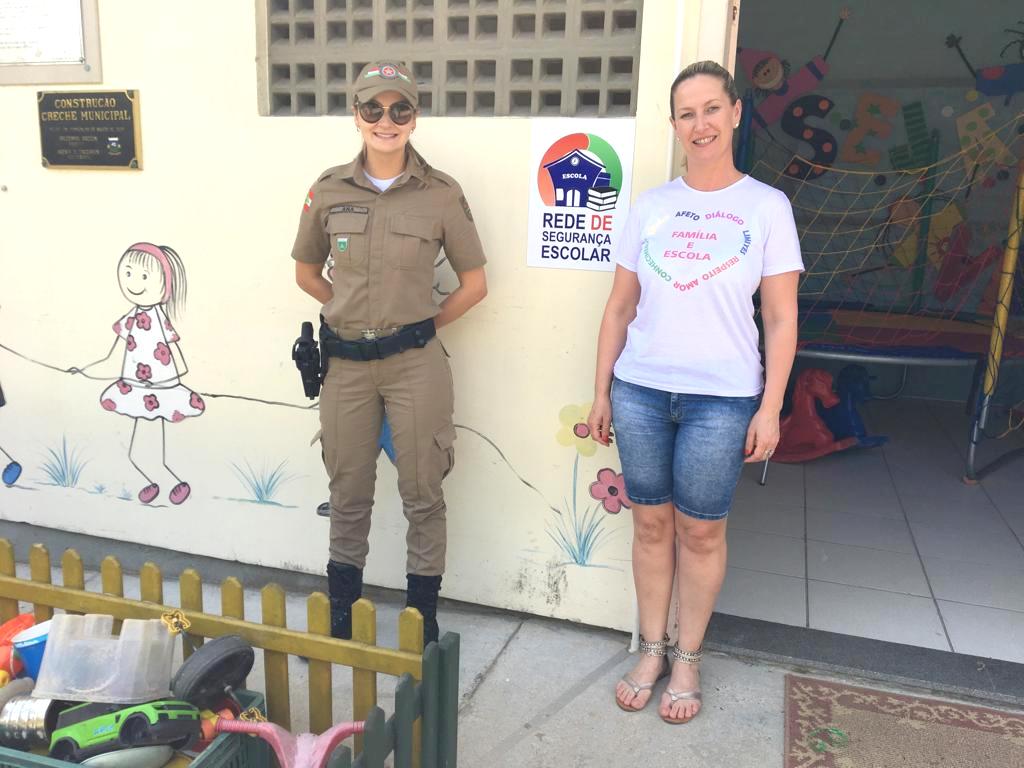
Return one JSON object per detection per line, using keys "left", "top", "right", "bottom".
{"left": 292, "top": 321, "right": 323, "bottom": 399}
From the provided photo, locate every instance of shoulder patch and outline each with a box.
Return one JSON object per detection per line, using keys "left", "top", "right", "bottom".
{"left": 427, "top": 168, "right": 458, "bottom": 188}
{"left": 459, "top": 194, "right": 474, "bottom": 222}
{"left": 303, "top": 188, "right": 314, "bottom": 212}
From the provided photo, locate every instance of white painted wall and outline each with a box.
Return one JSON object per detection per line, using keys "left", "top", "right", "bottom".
{"left": 0, "top": 1, "right": 735, "bottom": 629}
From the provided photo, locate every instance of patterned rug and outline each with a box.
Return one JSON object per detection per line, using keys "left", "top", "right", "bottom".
{"left": 784, "top": 674, "right": 1024, "bottom": 767}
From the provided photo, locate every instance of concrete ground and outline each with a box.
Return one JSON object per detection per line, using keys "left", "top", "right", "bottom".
{"left": 11, "top": 557, "right": 1023, "bottom": 768}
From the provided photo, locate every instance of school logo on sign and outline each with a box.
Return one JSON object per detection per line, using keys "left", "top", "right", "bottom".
{"left": 537, "top": 133, "right": 622, "bottom": 210}
{"left": 527, "top": 119, "right": 635, "bottom": 272}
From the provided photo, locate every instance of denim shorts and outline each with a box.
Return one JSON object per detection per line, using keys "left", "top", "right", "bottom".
{"left": 611, "top": 377, "right": 760, "bottom": 520}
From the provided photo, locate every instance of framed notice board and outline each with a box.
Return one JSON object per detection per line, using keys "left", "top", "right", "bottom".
{"left": 37, "top": 89, "right": 142, "bottom": 169}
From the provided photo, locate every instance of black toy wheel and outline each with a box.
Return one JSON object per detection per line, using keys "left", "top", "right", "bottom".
{"left": 170, "top": 733, "right": 196, "bottom": 751}
{"left": 171, "top": 634, "right": 255, "bottom": 710}
{"left": 120, "top": 713, "right": 150, "bottom": 745}
{"left": 49, "top": 739, "right": 77, "bottom": 762}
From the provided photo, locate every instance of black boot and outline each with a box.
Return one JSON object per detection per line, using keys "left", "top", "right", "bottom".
{"left": 406, "top": 574, "right": 443, "bottom": 646}
{"left": 327, "top": 560, "right": 362, "bottom": 639}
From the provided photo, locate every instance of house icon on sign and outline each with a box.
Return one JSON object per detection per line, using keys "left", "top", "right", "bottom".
{"left": 543, "top": 149, "right": 612, "bottom": 208}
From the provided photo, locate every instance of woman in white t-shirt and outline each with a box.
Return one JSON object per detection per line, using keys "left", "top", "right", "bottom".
{"left": 587, "top": 60, "right": 803, "bottom": 724}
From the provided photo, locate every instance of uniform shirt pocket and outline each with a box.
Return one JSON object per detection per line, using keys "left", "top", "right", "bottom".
{"left": 328, "top": 210, "right": 369, "bottom": 266}
{"left": 389, "top": 214, "right": 441, "bottom": 270}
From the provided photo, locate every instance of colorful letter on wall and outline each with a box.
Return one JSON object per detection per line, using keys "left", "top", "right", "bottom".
{"left": 838, "top": 93, "right": 900, "bottom": 166}
{"left": 955, "top": 102, "right": 1015, "bottom": 176}
{"left": 779, "top": 95, "right": 837, "bottom": 180}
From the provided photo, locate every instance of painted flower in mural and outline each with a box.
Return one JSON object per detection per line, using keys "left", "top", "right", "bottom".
{"left": 135, "top": 363, "right": 152, "bottom": 382}
{"left": 112, "top": 321, "right": 122, "bottom": 335}
{"left": 154, "top": 342, "right": 171, "bottom": 366}
{"left": 143, "top": 394, "right": 160, "bottom": 412}
{"left": 125, "top": 334, "right": 137, "bottom": 352}
{"left": 116, "top": 380, "right": 132, "bottom": 395}
{"left": 556, "top": 403, "right": 596, "bottom": 457}
{"left": 134, "top": 312, "right": 152, "bottom": 331}
{"left": 590, "top": 468, "right": 631, "bottom": 514}
{"left": 190, "top": 392, "right": 206, "bottom": 411}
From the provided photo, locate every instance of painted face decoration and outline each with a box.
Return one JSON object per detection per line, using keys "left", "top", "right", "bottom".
{"left": 752, "top": 57, "right": 786, "bottom": 91}
{"left": 117, "top": 254, "right": 165, "bottom": 307}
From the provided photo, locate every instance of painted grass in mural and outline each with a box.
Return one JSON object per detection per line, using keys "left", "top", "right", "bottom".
{"left": 228, "top": 459, "right": 298, "bottom": 507}
{"left": 39, "top": 436, "right": 89, "bottom": 488}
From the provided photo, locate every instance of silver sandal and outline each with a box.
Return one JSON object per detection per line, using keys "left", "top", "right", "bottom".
{"left": 661, "top": 644, "right": 703, "bottom": 724}
{"left": 616, "top": 634, "right": 669, "bottom": 712}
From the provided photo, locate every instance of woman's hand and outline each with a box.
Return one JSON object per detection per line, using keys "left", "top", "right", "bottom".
{"left": 587, "top": 396, "right": 614, "bottom": 447}
{"left": 744, "top": 407, "right": 780, "bottom": 463}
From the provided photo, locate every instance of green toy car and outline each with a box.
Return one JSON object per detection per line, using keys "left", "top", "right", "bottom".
{"left": 49, "top": 698, "right": 201, "bottom": 763}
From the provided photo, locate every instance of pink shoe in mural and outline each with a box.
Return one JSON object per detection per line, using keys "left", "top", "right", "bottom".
{"left": 138, "top": 483, "right": 160, "bottom": 504}
{"left": 169, "top": 482, "right": 191, "bottom": 505}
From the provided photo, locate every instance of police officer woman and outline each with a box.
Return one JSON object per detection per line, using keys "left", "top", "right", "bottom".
{"left": 292, "top": 61, "right": 487, "bottom": 645}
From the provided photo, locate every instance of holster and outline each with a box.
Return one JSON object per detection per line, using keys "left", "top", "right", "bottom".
{"left": 291, "top": 321, "right": 323, "bottom": 399}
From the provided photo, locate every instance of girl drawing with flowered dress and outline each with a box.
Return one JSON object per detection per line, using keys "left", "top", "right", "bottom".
{"left": 74, "top": 243, "right": 204, "bottom": 505}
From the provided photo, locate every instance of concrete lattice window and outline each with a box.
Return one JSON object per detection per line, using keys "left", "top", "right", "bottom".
{"left": 263, "top": 0, "right": 643, "bottom": 117}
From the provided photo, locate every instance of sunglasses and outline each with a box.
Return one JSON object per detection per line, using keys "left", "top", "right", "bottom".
{"left": 356, "top": 100, "right": 416, "bottom": 126}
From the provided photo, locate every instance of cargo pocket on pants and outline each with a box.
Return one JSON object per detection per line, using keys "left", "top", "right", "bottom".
{"left": 434, "top": 424, "right": 456, "bottom": 479}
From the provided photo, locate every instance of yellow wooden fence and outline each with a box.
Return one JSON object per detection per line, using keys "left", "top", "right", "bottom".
{"left": 0, "top": 539, "right": 431, "bottom": 761}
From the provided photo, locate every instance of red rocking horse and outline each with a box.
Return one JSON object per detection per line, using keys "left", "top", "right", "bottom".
{"left": 773, "top": 368, "right": 858, "bottom": 463}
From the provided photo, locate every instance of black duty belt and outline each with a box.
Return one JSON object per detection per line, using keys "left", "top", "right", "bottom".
{"left": 321, "top": 318, "right": 436, "bottom": 361}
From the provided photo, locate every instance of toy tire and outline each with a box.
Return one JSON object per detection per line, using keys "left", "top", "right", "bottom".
{"left": 50, "top": 738, "right": 78, "bottom": 762}
{"left": 120, "top": 713, "right": 150, "bottom": 745}
{"left": 170, "top": 732, "right": 198, "bottom": 751}
{"left": 171, "top": 634, "right": 255, "bottom": 709}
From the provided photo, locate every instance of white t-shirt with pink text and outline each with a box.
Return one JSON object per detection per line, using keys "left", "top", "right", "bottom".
{"left": 613, "top": 175, "right": 804, "bottom": 396}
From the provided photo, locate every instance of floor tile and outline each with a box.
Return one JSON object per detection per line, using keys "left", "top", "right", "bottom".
{"left": 805, "top": 452, "right": 903, "bottom": 518}
{"left": 910, "top": 520, "right": 1024, "bottom": 568}
{"left": 727, "top": 502, "right": 804, "bottom": 538}
{"left": 807, "top": 508, "right": 916, "bottom": 553}
{"left": 726, "top": 529, "right": 805, "bottom": 578}
{"left": 808, "top": 581, "right": 949, "bottom": 650}
{"left": 938, "top": 601, "right": 1024, "bottom": 663}
{"left": 923, "top": 557, "right": 1024, "bottom": 613}
{"left": 807, "top": 541, "right": 930, "bottom": 597}
{"left": 717, "top": 567, "right": 806, "bottom": 627}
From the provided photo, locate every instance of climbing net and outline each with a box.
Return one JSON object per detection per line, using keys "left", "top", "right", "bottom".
{"left": 749, "top": 110, "right": 1024, "bottom": 358}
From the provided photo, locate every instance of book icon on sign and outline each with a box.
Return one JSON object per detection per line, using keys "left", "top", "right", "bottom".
{"left": 586, "top": 187, "right": 618, "bottom": 212}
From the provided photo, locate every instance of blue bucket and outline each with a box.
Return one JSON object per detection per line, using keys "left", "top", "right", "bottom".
{"left": 11, "top": 619, "right": 50, "bottom": 680}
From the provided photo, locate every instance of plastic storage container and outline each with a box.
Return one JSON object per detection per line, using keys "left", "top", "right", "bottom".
{"left": 0, "top": 690, "right": 269, "bottom": 768}
{"left": 30, "top": 614, "right": 175, "bottom": 704}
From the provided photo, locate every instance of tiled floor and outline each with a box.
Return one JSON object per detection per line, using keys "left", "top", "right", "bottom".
{"left": 720, "top": 398, "right": 1024, "bottom": 663}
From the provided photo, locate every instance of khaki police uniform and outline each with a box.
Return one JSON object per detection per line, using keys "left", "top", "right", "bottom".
{"left": 292, "top": 147, "right": 486, "bottom": 576}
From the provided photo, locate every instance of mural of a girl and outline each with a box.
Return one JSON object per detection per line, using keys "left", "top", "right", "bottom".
{"left": 0, "top": 380, "right": 22, "bottom": 487}
{"left": 76, "top": 243, "right": 204, "bottom": 505}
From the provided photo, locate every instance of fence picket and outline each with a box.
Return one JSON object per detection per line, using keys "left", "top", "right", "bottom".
{"left": 362, "top": 706, "right": 388, "bottom": 768}
{"left": 420, "top": 643, "right": 440, "bottom": 768}
{"left": 100, "top": 555, "right": 124, "bottom": 634}
{"left": 179, "top": 568, "right": 205, "bottom": 659}
{"left": 0, "top": 540, "right": 17, "bottom": 622}
{"left": 221, "top": 576, "right": 245, "bottom": 620}
{"left": 393, "top": 673, "right": 416, "bottom": 768}
{"left": 28, "top": 544, "right": 52, "bottom": 622}
{"left": 438, "top": 634, "right": 460, "bottom": 768}
{"left": 140, "top": 562, "right": 163, "bottom": 604}
{"left": 261, "top": 583, "right": 291, "bottom": 729}
{"left": 352, "top": 598, "right": 378, "bottom": 755}
{"left": 307, "top": 591, "right": 333, "bottom": 734}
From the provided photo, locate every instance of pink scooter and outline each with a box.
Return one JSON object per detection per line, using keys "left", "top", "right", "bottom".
{"left": 214, "top": 718, "right": 365, "bottom": 768}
